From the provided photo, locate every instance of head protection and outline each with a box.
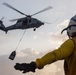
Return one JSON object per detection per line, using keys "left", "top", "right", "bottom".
{"left": 61, "top": 15, "right": 76, "bottom": 38}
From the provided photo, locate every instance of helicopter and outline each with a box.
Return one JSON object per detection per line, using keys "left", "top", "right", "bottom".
{"left": 0, "top": 3, "right": 53, "bottom": 33}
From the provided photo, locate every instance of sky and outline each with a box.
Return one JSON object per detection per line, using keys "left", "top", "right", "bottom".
{"left": 0, "top": 0, "right": 76, "bottom": 75}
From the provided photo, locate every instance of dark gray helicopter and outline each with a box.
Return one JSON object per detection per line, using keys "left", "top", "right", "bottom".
{"left": 0, "top": 3, "right": 53, "bottom": 33}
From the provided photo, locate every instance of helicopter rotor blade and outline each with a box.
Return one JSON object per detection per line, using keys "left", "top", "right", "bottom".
{"left": 9, "top": 17, "right": 24, "bottom": 22}
{"left": 31, "top": 6, "right": 53, "bottom": 16}
{"left": 9, "top": 18, "right": 19, "bottom": 22}
{"left": 3, "top": 3, "right": 27, "bottom": 16}
{"left": 43, "top": 21, "right": 51, "bottom": 24}
{"left": 1, "top": 17, "right": 4, "bottom": 21}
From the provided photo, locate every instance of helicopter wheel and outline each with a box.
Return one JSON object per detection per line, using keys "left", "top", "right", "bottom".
{"left": 33, "top": 27, "right": 36, "bottom": 31}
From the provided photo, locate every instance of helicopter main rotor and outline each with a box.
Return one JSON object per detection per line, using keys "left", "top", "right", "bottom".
{"left": 3, "top": 3, "right": 27, "bottom": 16}
{"left": 3, "top": 2, "right": 53, "bottom": 21}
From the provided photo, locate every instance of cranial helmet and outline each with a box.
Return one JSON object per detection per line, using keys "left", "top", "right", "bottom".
{"left": 61, "top": 15, "right": 76, "bottom": 38}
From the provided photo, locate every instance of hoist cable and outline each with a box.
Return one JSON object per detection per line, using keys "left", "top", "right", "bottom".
{"left": 15, "top": 29, "right": 26, "bottom": 51}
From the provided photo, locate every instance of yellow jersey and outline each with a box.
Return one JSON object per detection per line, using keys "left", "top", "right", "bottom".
{"left": 35, "top": 39, "right": 74, "bottom": 70}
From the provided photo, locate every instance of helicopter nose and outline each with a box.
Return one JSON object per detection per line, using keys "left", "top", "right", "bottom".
{"left": 42, "top": 22, "right": 44, "bottom": 25}
{"left": 41, "top": 22, "right": 44, "bottom": 25}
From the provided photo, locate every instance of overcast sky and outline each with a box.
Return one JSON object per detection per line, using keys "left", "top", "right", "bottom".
{"left": 0, "top": 0, "right": 76, "bottom": 55}
{"left": 0, "top": 49, "right": 64, "bottom": 75}
{"left": 0, "top": 0, "right": 76, "bottom": 75}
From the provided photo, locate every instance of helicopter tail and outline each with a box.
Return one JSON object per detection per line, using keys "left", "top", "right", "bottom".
{"left": 0, "top": 20, "right": 7, "bottom": 33}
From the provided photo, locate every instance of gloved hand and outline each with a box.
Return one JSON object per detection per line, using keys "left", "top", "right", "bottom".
{"left": 14, "top": 62, "right": 36, "bottom": 73}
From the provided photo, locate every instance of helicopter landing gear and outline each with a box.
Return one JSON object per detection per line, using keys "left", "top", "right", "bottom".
{"left": 33, "top": 27, "right": 36, "bottom": 31}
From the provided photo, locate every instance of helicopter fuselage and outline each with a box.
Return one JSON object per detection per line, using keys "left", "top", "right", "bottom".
{"left": 5, "top": 17, "right": 44, "bottom": 32}
{"left": 15, "top": 17, "right": 44, "bottom": 29}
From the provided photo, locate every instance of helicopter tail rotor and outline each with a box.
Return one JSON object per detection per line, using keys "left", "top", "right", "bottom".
{"left": 1, "top": 17, "right": 4, "bottom": 21}
{"left": 0, "top": 17, "right": 4, "bottom": 24}
{"left": 0, "top": 17, "right": 7, "bottom": 33}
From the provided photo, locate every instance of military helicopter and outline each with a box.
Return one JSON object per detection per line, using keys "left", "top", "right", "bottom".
{"left": 0, "top": 3, "right": 53, "bottom": 33}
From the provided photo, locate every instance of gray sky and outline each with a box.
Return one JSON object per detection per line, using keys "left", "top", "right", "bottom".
{"left": 0, "top": 0, "right": 76, "bottom": 55}
{"left": 0, "top": 49, "right": 64, "bottom": 75}
{"left": 0, "top": 0, "right": 76, "bottom": 75}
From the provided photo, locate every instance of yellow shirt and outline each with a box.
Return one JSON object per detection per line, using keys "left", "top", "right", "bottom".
{"left": 35, "top": 39, "right": 74, "bottom": 69}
